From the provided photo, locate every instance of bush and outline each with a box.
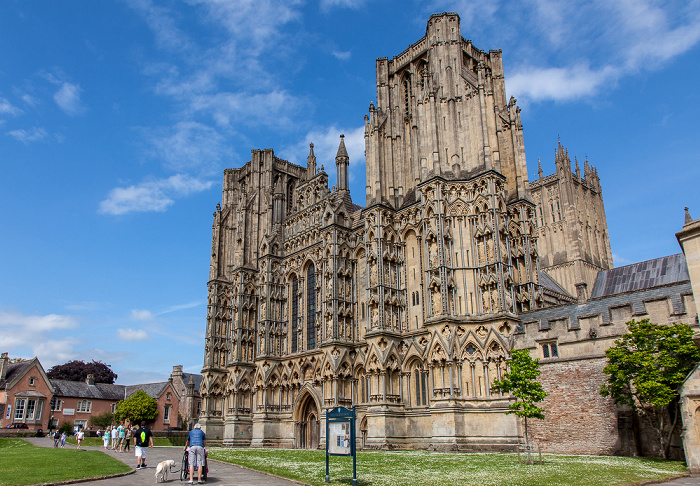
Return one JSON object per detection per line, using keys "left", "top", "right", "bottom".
{"left": 58, "top": 421, "right": 73, "bottom": 435}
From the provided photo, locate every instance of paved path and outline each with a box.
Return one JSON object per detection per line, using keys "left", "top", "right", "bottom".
{"left": 23, "top": 437, "right": 700, "bottom": 486}
{"left": 24, "top": 437, "right": 304, "bottom": 486}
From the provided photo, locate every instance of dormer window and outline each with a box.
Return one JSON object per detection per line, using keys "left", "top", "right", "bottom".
{"left": 29, "top": 376, "right": 36, "bottom": 386}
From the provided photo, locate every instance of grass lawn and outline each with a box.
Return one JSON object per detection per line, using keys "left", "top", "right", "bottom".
{"left": 208, "top": 448, "right": 689, "bottom": 486}
{"left": 0, "top": 438, "right": 131, "bottom": 486}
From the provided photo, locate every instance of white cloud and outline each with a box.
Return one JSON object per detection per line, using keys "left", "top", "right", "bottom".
{"left": 53, "top": 82, "right": 85, "bottom": 115}
{"left": 320, "top": 0, "right": 367, "bottom": 10}
{"left": 0, "top": 97, "right": 21, "bottom": 116}
{"left": 612, "top": 253, "right": 633, "bottom": 266}
{"left": 508, "top": 64, "right": 619, "bottom": 102}
{"left": 157, "top": 301, "right": 204, "bottom": 315}
{"left": 98, "top": 173, "right": 215, "bottom": 215}
{"left": 6, "top": 127, "right": 48, "bottom": 144}
{"left": 117, "top": 328, "right": 150, "bottom": 342}
{"left": 144, "top": 121, "right": 228, "bottom": 173}
{"left": 331, "top": 50, "right": 352, "bottom": 60}
{"left": 0, "top": 311, "right": 80, "bottom": 367}
{"left": 130, "top": 309, "right": 156, "bottom": 321}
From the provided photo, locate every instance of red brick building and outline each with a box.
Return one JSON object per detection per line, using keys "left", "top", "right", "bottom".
{"left": 0, "top": 353, "right": 54, "bottom": 431}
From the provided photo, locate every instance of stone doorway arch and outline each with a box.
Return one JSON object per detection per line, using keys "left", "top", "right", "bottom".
{"left": 295, "top": 391, "right": 320, "bottom": 449}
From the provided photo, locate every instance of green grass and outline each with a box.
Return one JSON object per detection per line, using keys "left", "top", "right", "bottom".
{"left": 207, "top": 448, "right": 689, "bottom": 486}
{"left": 65, "top": 436, "right": 175, "bottom": 447}
{"left": 0, "top": 438, "right": 131, "bottom": 486}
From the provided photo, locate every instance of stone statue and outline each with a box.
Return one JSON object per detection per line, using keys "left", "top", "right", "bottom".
{"left": 432, "top": 288, "right": 442, "bottom": 315}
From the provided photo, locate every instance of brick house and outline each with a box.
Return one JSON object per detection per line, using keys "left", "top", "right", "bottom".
{"left": 125, "top": 380, "right": 180, "bottom": 431}
{"left": 50, "top": 374, "right": 125, "bottom": 430}
{"left": 0, "top": 353, "right": 54, "bottom": 431}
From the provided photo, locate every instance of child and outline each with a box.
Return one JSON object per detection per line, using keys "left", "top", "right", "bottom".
{"left": 60, "top": 432, "right": 67, "bottom": 448}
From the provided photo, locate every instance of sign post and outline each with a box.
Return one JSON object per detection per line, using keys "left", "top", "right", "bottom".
{"left": 325, "top": 406, "right": 356, "bottom": 486}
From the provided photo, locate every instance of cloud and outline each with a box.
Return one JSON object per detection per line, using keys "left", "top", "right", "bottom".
{"left": 98, "top": 173, "right": 215, "bottom": 215}
{"left": 130, "top": 309, "right": 156, "bottom": 321}
{"left": 117, "top": 328, "right": 150, "bottom": 342}
{"left": 6, "top": 127, "right": 48, "bottom": 144}
{"left": 0, "top": 311, "right": 80, "bottom": 367}
{"left": 0, "top": 97, "right": 21, "bottom": 116}
{"left": 507, "top": 64, "right": 619, "bottom": 102}
{"left": 612, "top": 253, "right": 633, "bottom": 266}
{"left": 53, "top": 82, "right": 85, "bottom": 115}
{"left": 143, "top": 121, "right": 229, "bottom": 173}
{"left": 331, "top": 50, "right": 352, "bottom": 60}
{"left": 157, "top": 301, "right": 204, "bottom": 315}
{"left": 320, "top": 0, "right": 367, "bottom": 10}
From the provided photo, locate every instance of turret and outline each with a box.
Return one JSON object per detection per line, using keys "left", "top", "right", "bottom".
{"left": 335, "top": 134, "right": 349, "bottom": 191}
{"left": 307, "top": 143, "right": 317, "bottom": 178}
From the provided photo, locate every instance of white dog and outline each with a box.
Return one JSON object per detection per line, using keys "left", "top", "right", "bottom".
{"left": 155, "top": 459, "right": 175, "bottom": 482}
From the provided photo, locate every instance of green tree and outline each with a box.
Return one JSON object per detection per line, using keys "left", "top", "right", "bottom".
{"left": 89, "top": 411, "right": 114, "bottom": 429}
{"left": 492, "top": 349, "right": 548, "bottom": 464}
{"left": 113, "top": 390, "right": 158, "bottom": 424}
{"left": 600, "top": 319, "right": 700, "bottom": 459}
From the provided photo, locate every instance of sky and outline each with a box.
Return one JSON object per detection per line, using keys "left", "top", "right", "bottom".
{"left": 1, "top": 0, "right": 699, "bottom": 385}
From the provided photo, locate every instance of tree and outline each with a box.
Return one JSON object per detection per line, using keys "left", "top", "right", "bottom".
{"left": 492, "top": 349, "right": 548, "bottom": 464}
{"left": 47, "top": 360, "right": 117, "bottom": 384}
{"left": 114, "top": 390, "right": 158, "bottom": 424}
{"left": 600, "top": 319, "right": 700, "bottom": 459}
{"left": 89, "top": 411, "right": 114, "bottom": 429}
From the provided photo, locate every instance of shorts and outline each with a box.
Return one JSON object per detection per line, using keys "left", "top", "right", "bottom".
{"left": 188, "top": 446, "right": 205, "bottom": 468}
{"left": 135, "top": 446, "right": 148, "bottom": 458}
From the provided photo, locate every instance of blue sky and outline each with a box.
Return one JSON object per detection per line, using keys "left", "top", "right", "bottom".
{"left": 1, "top": 0, "right": 699, "bottom": 385}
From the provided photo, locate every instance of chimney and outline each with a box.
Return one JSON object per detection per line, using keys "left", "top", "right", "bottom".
{"left": 172, "top": 365, "right": 183, "bottom": 379}
{"left": 0, "top": 352, "right": 8, "bottom": 382}
{"left": 86, "top": 374, "right": 95, "bottom": 386}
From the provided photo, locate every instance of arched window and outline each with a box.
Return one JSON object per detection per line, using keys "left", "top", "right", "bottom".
{"left": 307, "top": 264, "right": 316, "bottom": 350}
{"left": 291, "top": 277, "right": 299, "bottom": 353}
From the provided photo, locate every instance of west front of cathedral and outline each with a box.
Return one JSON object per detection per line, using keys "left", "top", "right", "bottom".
{"left": 198, "top": 13, "right": 654, "bottom": 453}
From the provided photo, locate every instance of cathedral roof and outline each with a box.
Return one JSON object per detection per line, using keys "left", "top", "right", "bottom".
{"left": 538, "top": 271, "right": 573, "bottom": 298}
{"left": 590, "top": 253, "right": 689, "bottom": 299}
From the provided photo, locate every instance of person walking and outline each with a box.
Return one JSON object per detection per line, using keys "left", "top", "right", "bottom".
{"left": 103, "top": 427, "right": 111, "bottom": 450}
{"left": 53, "top": 430, "right": 60, "bottom": 448}
{"left": 133, "top": 421, "right": 154, "bottom": 469}
{"left": 60, "top": 431, "right": 67, "bottom": 448}
{"left": 110, "top": 425, "right": 118, "bottom": 450}
{"left": 184, "top": 423, "right": 206, "bottom": 484}
{"left": 76, "top": 428, "right": 84, "bottom": 449}
{"left": 123, "top": 425, "right": 131, "bottom": 452}
{"left": 117, "top": 421, "right": 126, "bottom": 452}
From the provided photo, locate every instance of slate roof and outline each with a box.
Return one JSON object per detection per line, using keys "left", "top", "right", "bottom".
{"left": 125, "top": 382, "right": 169, "bottom": 399}
{"left": 181, "top": 373, "right": 202, "bottom": 393}
{"left": 51, "top": 379, "right": 125, "bottom": 401}
{"left": 0, "top": 360, "right": 31, "bottom": 389}
{"left": 539, "top": 271, "right": 573, "bottom": 298}
{"left": 590, "top": 253, "right": 689, "bottom": 299}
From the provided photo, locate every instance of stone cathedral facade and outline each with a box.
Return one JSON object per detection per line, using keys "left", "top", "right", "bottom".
{"left": 199, "top": 13, "right": 612, "bottom": 450}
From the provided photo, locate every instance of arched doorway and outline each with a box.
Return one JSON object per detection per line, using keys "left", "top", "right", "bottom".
{"left": 296, "top": 393, "right": 319, "bottom": 449}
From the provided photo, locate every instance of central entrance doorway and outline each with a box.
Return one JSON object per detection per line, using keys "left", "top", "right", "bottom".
{"left": 296, "top": 393, "right": 319, "bottom": 449}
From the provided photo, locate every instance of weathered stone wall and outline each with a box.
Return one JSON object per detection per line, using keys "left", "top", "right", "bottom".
{"left": 528, "top": 356, "right": 621, "bottom": 455}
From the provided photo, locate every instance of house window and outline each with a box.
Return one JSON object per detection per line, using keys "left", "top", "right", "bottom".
{"left": 26, "top": 400, "right": 36, "bottom": 419}
{"left": 50, "top": 397, "right": 62, "bottom": 411}
{"left": 166, "top": 392, "right": 172, "bottom": 401}
{"left": 164, "top": 405, "right": 171, "bottom": 422}
{"left": 542, "top": 342, "right": 559, "bottom": 359}
{"left": 110, "top": 403, "right": 116, "bottom": 413}
{"left": 29, "top": 377, "right": 36, "bottom": 386}
{"left": 14, "top": 399, "right": 26, "bottom": 420}
{"left": 77, "top": 400, "right": 92, "bottom": 413}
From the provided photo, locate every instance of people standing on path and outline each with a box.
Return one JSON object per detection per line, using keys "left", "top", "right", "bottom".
{"left": 103, "top": 427, "right": 111, "bottom": 450}
{"left": 76, "top": 428, "right": 84, "bottom": 449}
{"left": 60, "top": 431, "right": 66, "bottom": 448}
{"left": 117, "top": 421, "right": 126, "bottom": 452}
{"left": 123, "top": 425, "right": 131, "bottom": 452}
{"left": 111, "top": 425, "right": 118, "bottom": 450}
{"left": 53, "top": 430, "right": 60, "bottom": 448}
{"left": 184, "top": 423, "right": 206, "bottom": 484}
{"left": 134, "top": 421, "right": 154, "bottom": 469}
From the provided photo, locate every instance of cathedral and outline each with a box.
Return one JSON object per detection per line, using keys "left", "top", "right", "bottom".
{"left": 198, "top": 12, "right": 622, "bottom": 451}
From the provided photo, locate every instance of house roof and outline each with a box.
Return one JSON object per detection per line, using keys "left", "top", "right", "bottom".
{"left": 51, "top": 379, "right": 125, "bottom": 401}
{"left": 0, "top": 360, "right": 31, "bottom": 389}
{"left": 590, "top": 253, "right": 689, "bottom": 299}
{"left": 125, "top": 381, "right": 179, "bottom": 400}
{"left": 181, "top": 373, "right": 202, "bottom": 393}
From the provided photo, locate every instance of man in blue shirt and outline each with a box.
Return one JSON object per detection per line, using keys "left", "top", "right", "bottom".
{"left": 184, "top": 423, "right": 206, "bottom": 484}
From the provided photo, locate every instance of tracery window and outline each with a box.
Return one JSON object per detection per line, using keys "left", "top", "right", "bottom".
{"left": 307, "top": 264, "right": 316, "bottom": 350}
